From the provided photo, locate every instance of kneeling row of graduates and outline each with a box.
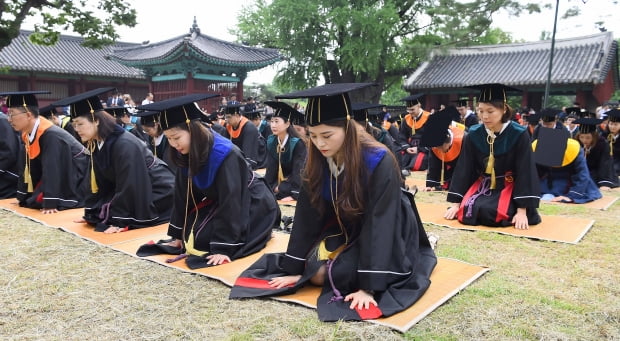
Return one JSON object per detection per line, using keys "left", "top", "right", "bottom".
{"left": 0, "top": 85, "right": 437, "bottom": 322}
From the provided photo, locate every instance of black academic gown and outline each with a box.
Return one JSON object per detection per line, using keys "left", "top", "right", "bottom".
{"left": 605, "top": 133, "right": 620, "bottom": 176}
{"left": 398, "top": 112, "right": 430, "bottom": 171}
{"left": 264, "top": 135, "right": 306, "bottom": 200}
{"left": 147, "top": 133, "right": 177, "bottom": 174}
{"left": 532, "top": 122, "right": 567, "bottom": 140}
{"left": 426, "top": 136, "right": 462, "bottom": 191}
{"left": 231, "top": 147, "right": 437, "bottom": 321}
{"left": 463, "top": 112, "right": 479, "bottom": 129}
{"left": 17, "top": 120, "right": 88, "bottom": 209}
{"left": 447, "top": 122, "right": 541, "bottom": 227}
{"left": 0, "top": 114, "right": 20, "bottom": 198}
{"left": 583, "top": 138, "right": 619, "bottom": 188}
{"left": 138, "top": 133, "right": 279, "bottom": 268}
{"left": 227, "top": 118, "right": 266, "bottom": 170}
{"left": 83, "top": 127, "right": 175, "bottom": 230}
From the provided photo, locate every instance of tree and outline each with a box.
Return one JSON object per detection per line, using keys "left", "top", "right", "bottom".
{"left": 0, "top": 0, "right": 137, "bottom": 51}
{"left": 234, "top": 0, "right": 541, "bottom": 103}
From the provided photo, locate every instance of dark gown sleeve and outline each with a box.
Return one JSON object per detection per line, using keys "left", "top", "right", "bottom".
{"left": 281, "top": 184, "right": 325, "bottom": 275}
{"left": 447, "top": 134, "right": 478, "bottom": 203}
{"left": 38, "top": 131, "right": 79, "bottom": 209}
{"left": 399, "top": 122, "right": 411, "bottom": 146}
{"left": 426, "top": 151, "right": 441, "bottom": 188}
{"left": 208, "top": 151, "right": 256, "bottom": 257}
{"left": 240, "top": 124, "right": 261, "bottom": 169}
{"left": 0, "top": 116, "right": 19, "bottom": 198}
{"left": 105, "top": 135, "right": 161, "bottom": 227}
{"left": 264, "top": 150, "right": 278, "bottom": 192}
{"left": 277, "top": 139, "right": 306, "bottom": 199}
{"left": 356, "top": 155, "right": 417, "bottom": 292}
{"left": 167, "top": 168, "right": 189, "bottom": 239}
{"left": 593, "top": 142, "right": 618, "bottom": 188}
{"left": 511, "top": 130, "right": 541, "bottom": 208}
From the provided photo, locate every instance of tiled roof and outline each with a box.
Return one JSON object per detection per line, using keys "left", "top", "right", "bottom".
{"left": 404, "top": 32, "right": 618, "bottom": 91}
{"left": 109, "top": 31, "right": 282, "bottom": 70}
{"left": 0, "top": 30, "right": 145, "bottom": 78}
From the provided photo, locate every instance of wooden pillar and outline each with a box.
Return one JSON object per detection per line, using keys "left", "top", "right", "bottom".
{"left": 187, "top": 72, "right": 195, "bottom": 94}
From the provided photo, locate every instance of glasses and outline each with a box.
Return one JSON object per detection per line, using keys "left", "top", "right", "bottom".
{"left": 6, "top": 111, "right": 27, "bottom": 119}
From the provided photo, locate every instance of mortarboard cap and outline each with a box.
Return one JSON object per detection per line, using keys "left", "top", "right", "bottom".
{"left": 452, "top": 99, "right": 469, "bottom": 107}
{"left": 525, "top": 113, "right": 541, "bottom": 125}
{"left": 105, "top": 106, "right": 130, "bottom": 118}
{"left": 351, "top": 102, "right": 384, "bottom": 121}
{"left": 574, "top": 118, "right": 602, "bottom": 134}
{"left": 264, "top": 101, "right": 298, "bottom": 122}
{"left": 134, "top": 110, "right": 161, "bottom": 126}
{"left": 224, "top": 104, "right": 243, "bottom": 115}
{"left": 533, "top": 127, "right": 570, "bottom": 167}
{"left": 466, "top": 83, "right": 521, "bottom": 103}
{"left": 420, "top": 107, "right": 456, "bottom": 147}
{"left": 276, "top": 83, "right": 376, "bottom": 126}
{"left": 539, "top": 108, "right": 560, "bottom": 122}
{"left": 289, "top": 110, "right": 306, "bottom": 126}
{"left": 0, "top": 91, "right": 50, "bottom": 108}
{"left": 38, "top": 105, "right": 58, "bottom": 119}
{"left": 137, "top": 93, "right": 220, "bottom": 130}
{"left": 400, "top": 93, "right": 424, "bottom": 108}
{"left": 244, "top": 110, "right": 262, "bottom": 120}
{"left": 606, "top": 109, "right": 620, "bottom": 123}
{"left": 52, "top": 87, "right": 115, "bottom": 119}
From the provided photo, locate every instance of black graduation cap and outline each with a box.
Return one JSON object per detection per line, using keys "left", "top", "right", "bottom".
{"left": 289, "top": 110, "right": 306, "bottom": 126}
{"left": 275, "top": 83, "right": 376, "bottom": 126}
{"left": 574, "top": 118, "right": 602, "bottom": 134}
{"left": 606, "top": 109, "right": 620, "bottom": 123}
{"left": 38, "top": 105, "right": 58, "bottom": 118}
{"left": 351, "top": 102, "right": 384, "bottom": 121}
{"left": 539, "top": 108, "right": 560, "bottom": 122}
{"left": 244, "top": 110, "right": 262, "bottom": 120}
{"left": 525, "top": 113, "right": 541, "bottom": 125}
{"left": 0, "top": 91, "right": 50, "bottom": 108}
{"left": 420, "top": 107, "right": 456, "bottom": 147}
{"left": 534, "top": 127, "right": 570, "bottom": 167}
{"left": 105, "top": 106, "right": 130, "bottom": 118}
{"left": 137, "top": 93, "right": 220, "bottom": 130}
{"left": 452, "top": 99, "right": 469, "bottom": 107}
{"left": 224, "top": 104, "right": 243, "bottom": 115}
{"left": 400, "top": 93, "right": 424, "bottom": 107}
{"left": 264, "top": 101, "right": 297, "bottom": 122}
{"left": 466, "top": 83, "right": 521, "bottom": 103}
{"left": 52, "top": 87, "right": 115, "bottom": 118}
{"left": 134, "top": 110, "right": 161, "bottom": 126}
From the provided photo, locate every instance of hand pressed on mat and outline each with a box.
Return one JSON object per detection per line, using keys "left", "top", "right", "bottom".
{"left": 206, "top": 254, "right": 231, "bottom": 265}
{"left": 40, "top": 208, "right": 58, "bottom": 214}
{"left": 512, "top": 208, "right": 529, "bottom": 230}
{"left": 344, "top": 290, "right": 377, "bottom": 310}
{"left": 269, "top": 275, "right": 301, "bottom": 289}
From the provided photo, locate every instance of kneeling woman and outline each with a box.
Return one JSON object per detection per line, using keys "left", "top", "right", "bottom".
{"left": 231, "top": 84, "right": 437, "bottom": 322}
{"left": 53, "top": 88, "right": 175, "bottom": 233}
{"left": 444, "top": 84, "right": 541, "bottom": 229}
{"left": 263, "top": 101, "right": 307, "bottom": 201}
{"left": 137, "top": 95, "right": 280, "bottom": 268}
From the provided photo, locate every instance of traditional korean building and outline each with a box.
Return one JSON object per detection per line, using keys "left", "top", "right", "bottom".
{"left": 108, "top": 18, "right": 282, "bottom": 112}
{"left": 0, "top": 18, "right": 281, "bottom": 111}
{"left": 403, "top": 32, "right": 619, "bottom": 112}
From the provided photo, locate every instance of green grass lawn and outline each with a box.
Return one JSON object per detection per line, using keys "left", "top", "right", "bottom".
{"left": 0, "top": 183, "right": 618, "bottom": 340}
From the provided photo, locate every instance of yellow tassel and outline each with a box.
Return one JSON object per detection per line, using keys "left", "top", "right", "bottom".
{"left": 24, "top": 161, "right": 33, "bottom": 193}
{"left": 486, "top": 135, "right": 496, "bottom": 189}
{"left": 277, "top": 143, "right": 284, "bottom": 184}
{"left": 88, "top": 141, "right": 98, "bottom": 193}
{"left": 440, "top": 156, "right": 445, "bottom": 187}
{"left": 609, "top": 135, "right": 614, "bottom": 156}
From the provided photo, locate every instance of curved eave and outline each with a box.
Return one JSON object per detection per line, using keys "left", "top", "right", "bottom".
{"left": 110, "top": 41, "right": 282, "bottom": 70}
{"left": 0, "top": 64, "right": 145, "bottom": 79}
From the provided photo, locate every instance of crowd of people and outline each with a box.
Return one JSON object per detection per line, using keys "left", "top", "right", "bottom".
{"left": 0, "top": 82, "right": 618, "bottom": 322}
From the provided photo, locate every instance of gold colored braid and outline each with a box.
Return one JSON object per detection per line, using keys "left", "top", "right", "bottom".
{"left": 23, "top": 140, "right": 33, "bottom": 192}
{"left": 608, "top": 134, "right": 614, "bottom": 156}
{"left": 87, "top": 140, "right": 98, "bottom": 193}
{"left": 485, "top": 134, "right": 496, "bottom": 189}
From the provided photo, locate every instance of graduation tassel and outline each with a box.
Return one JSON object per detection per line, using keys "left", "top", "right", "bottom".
{"left": 24, "top": 155, "right": 34, "bottom": 193}
{"left": 277, "top": 146, "right": 284, "bottom": 185}
{"left": 88, "top": 141, "right": 98, "bottom": 193}
{"left": 486, "top": 134, "right": 496, "bottom": 189}
{"left": 440, "top": 156, "right": 445, "bottom": 187}
{"left": 608, "top": 134, "right": 614, "bottom": 156}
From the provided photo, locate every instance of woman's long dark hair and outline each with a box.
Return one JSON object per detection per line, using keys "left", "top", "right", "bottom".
{"left": 169, "top": 120, "right": 214, "bottom": 176}
{"left": 303, "top": 119, "right": 396, "bottom": 223}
